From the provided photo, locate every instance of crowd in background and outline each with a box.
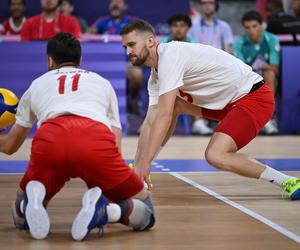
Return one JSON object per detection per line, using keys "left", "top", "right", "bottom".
{"left": 1, "top": 0, "right": 300, "bottom": 135}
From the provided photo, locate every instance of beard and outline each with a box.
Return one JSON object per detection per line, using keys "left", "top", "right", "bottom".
{"left": 43, "top": 5, "right": 59, "bottom": 14}
{"left": 129, "top": 46, "right": 149, "bottom": 66}
{"left": 110, "top": 8, "right": 124, "bottom": 19}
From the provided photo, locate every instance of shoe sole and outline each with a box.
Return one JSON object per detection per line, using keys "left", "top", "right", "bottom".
{"left": 11, "top": 201, "right": 26, "bottom": 229}
{"left": 291, "top": 188, "right": 300, "bottom": 200}
{"left": 25, "top": 181, "right": 50, "bottom": 239}
{"left": 72, "top": 187, "right": 102, "bottom": 241}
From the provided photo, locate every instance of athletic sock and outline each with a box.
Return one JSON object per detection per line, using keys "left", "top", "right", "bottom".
{"left": 107, "top": 204, "right": 121, "bottom": 223}
{"left": 260, "top": 165, "right": 291, "bottom": 186}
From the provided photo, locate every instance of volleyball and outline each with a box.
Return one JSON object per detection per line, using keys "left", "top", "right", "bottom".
{"left": 0, "top": 88, "right": 19, "bottom": 128}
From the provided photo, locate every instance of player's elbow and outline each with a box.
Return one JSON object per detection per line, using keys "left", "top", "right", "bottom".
{"left": 0, "top": 143, "right": 17, "bottom": 155}
{"left": 2, "top": 147, "right": 15, "bottom": 155}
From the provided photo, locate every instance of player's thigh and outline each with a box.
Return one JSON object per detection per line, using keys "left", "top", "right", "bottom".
{"left": 20, "top": 124, "right": 70, "bottom": 199}
{"left": 77, "top": 137, "right": 144, "bottom": 202}
{"left": 215, "top": 107, "right": 257, "bottom": 150}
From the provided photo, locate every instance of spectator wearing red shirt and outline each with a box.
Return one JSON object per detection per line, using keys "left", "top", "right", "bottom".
{"left": 0, "top": 0, "right": 26, "bottom": 35}
{"left": 21, "top": 0, "right": 81, "bottom": 41}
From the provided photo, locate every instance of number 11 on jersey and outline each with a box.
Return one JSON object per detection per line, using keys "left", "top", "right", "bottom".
{"left": 58, "top": 74, "right": 81, "bottom": 95}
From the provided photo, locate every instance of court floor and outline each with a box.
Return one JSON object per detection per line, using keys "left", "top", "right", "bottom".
{"left": 0, "top": 136, "right": 299, "bottom": 249}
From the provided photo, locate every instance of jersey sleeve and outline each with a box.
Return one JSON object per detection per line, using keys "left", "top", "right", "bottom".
{"left": 269, "top": 35, "right": 280, "bottom": 65}
{"left": 107, "top": 84, "right": 122, "bottom": 129}
{"left": 232, "top": 37, "right": 246, "bottom": 62}
{"left": 157, "top": 43, "right": 185, "bottom": 96}
{"left": 147, "top": 69, "right": 159, "bottom": 106}
{"left": 15, "top": 88, "right": 36, "bottom": 128}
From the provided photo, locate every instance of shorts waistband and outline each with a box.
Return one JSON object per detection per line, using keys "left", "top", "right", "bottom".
{"left": 249, "top": 80, "right": 265, "bottom": 93}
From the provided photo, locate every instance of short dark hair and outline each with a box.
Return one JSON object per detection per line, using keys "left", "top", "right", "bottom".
{"left": 8, "top": 0, "right": 26, "bottom": 6}
{"left": 167, "top": 13, "right": 192, "bottom": 28}
{"left": 242, "top": 10, "right": 263, "bottom": 25}
{"left": 120, "top": 19, "right": 155, "bottom": 36}
{"left": 47, "top": 32, "right": 81, "bottom": 66}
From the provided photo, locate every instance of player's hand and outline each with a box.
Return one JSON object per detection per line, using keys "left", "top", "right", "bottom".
{"left": 133, "top": 160, "right": 153, "bottom": 190}
{"left": 129, "top": 163, "right": 153, "bottom": 190}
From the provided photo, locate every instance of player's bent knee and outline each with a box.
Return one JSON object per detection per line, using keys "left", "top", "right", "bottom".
{"left": 205, "top": 148, "right": 225, "bottom": 170}
{"left": 118, "top": 195, "right": 155, "bottom": 231}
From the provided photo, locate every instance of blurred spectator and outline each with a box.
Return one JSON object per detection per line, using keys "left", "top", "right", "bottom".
{"left": 89, "top": 0, "right": 143, "bottom": 119}
{"left": 160, "top": 13, "right": 201, "bottom": 135}
{"left": 233, "top": 10, "right": 280, "bottom": 134}
{"left": 89, "top": 0, "right": 134, "bottom": 34}
{"left": 60, "top": 0, "right": 88, "bottom": 33}
{"left": 282, "top": 0, "right": 293, "bottom": 13}
{"left": 0, "top": 0, "right": 26, "bottom": 35}
{"left": 21, "top": 0, "right": 81, "bottom": 41}
{"left": 189, "top": 0, "right": 233, "bottom": 53}
{"left": 292, "top": 0, "right": 300, "bottom": 17}
{"left": 266, "top": 0, "right": 300, "bottom": 39}
{"left": 161, "top": 13, "right": 197, "bottom": 43}
{"left": 189, "top": 0, "right": 234, "bottom": 135}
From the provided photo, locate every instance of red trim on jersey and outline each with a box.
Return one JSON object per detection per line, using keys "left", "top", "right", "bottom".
{"left": 1, "top": 17, "right": 26, "bottom": 35}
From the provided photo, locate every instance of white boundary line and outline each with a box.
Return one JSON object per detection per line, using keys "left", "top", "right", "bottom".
{"left": 170, "top": 172, "right": 300, "bottom": 244}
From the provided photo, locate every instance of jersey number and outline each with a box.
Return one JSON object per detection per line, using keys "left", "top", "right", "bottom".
{"left": 179, "top": 89, "right": 193, "bottom": 103}
{"left": 58, "top": 74, "right": 81, "bottom": 94}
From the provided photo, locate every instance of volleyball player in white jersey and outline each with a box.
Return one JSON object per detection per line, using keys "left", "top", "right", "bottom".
{"left": 0, "top": 33, "right": 155, "bottom": 240}
{"left": 120, "top": 19, "right": 300, "bottom": 200}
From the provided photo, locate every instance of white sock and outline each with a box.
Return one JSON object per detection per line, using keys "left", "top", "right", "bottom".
{"left": 20, "top": 200, "right": 24, "bottom": 214}
{"left": 260, "top": 165, "right": 291, "bottom": 186}
{"left": 107, "top": 204, "right": 121, "bottom": 223}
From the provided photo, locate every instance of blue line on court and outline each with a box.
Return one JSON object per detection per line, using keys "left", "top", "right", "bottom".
{"left": 0, "top": 159, "right": 299, "bottom": 174}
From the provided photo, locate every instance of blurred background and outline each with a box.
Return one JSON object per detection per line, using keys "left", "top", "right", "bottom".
{"left": 0, "top": 0, "right": 299, "bottom": 135}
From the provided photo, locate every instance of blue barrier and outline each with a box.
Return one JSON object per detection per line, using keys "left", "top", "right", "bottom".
{"left": 280, "top": 46, "right": 300, "bottom": 133}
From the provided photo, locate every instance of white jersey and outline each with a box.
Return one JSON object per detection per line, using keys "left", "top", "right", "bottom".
{"left": 16, "top": 67, "right": 121, "bottom": 130}
{"left": 148, "top": 41, "right": 263, "bottom": 109}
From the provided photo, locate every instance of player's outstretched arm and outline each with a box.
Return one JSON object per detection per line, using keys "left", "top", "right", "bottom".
{"left": 135, "top": 89, "right": 177, "bottom": 183}
{"left": 0, "top": 124, "right": 30, "bottom": 155}
{"left": 134, "top": 105, "right": 158, "bottom": 164}
{"left": 162, "top": 106, "right": 179, "bottom": 147}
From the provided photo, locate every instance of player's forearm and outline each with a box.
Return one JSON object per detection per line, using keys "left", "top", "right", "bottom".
{"left": 162, "top": 112, "right": 178, "bottom": 146}
{"left": 134, "top": 118, "right": 151, "bottom": 163}
{"left": 0, "top": 125, "right": 29, "bottom": 155}
{"left": 0, "top": 134, "right": 19, "bottom": 155}
{"left": 0, "top": 134, "right": 10, "bottom": 154}
{"left": 143, "top": 114, "right": 172, "bottom": 164}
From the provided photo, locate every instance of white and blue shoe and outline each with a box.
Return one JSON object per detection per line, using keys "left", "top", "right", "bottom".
{"left": 24, "top": 181, "right": 50, "bottom": 239}
{"left": 72, "top": 187, "right": 108, "bottom": 241}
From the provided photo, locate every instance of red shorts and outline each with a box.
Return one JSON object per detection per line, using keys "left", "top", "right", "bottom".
{"left": 202, "top": 84, "right": 275, "bottom": 149}
{"left": 20, "top": 116, "right": 143, "bottom": 202}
